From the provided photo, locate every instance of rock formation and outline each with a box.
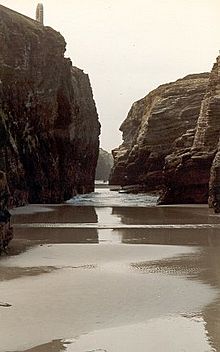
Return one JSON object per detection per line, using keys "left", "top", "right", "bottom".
{"left": 110, "top": 73, "right": 209, "bottom": 196}
{"left": 95, "top": 148, "right": 113, "bottom": 181}
{"left": 0, "top": 171, "right": 13, "bottom": 254}
{"left": 0, "top": 5, "right": 100, "bottom": 204}
{"left": 111, "top": 54, "right": 220, "bottom": 205}
{"left": 162, "top": 57, "right": 220, "bottom": 205}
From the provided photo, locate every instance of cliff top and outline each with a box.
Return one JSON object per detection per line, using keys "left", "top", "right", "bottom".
{"left": 130, "top": 72, "right": 210, "bottom": 109}
{"left": 176, "top": 72, "right": 210, "bottom": 81}
{"left": 0, "top": 4, "right": 66, "bottom": 49}
{"left": 0, "top": 4, "right": 43, "bottom": 29}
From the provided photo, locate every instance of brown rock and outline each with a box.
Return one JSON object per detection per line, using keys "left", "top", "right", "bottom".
{"left": 110, "top": 73, "right": 209, "bottom": 197}
{"left": 162, "top": 56, "right": 220, "bottom": 204}
{"left": 0, "top": 5, "right": 100, "bottom": 204}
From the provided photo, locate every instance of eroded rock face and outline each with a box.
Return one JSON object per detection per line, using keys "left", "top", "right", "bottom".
{"left": 0, "top": 5, "right": 100, "bottom": 204}
{"left": 95, "top": 148, "right": 113, "bottom": 181}
{"left": 162, "top": 57, "right": 220, "bottom": 204}
{"left": 110, "top": 73, "right": 209, "bottom": 195}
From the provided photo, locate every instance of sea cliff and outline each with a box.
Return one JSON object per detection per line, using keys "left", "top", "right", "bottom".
{"left": 110, "top": 73, "right": 209, "bottom": 198}
{"left": 162, "top": 57, "right": 220, "bottom": 204}
{"left": 0, "top": 5, "right": 100, "bottom": 204}
{"left": 111, "top": 55, "right": 220, "bottom": 205}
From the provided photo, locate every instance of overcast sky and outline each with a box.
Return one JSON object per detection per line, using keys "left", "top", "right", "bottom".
{"left": 1, "top": 0, "right": 220, "bottom": 151}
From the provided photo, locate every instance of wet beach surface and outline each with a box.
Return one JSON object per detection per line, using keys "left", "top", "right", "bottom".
{"left": 1, "top": 189, "right": 220, "bottom": 351}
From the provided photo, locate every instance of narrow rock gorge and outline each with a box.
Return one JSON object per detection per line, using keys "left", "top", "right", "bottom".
{"left": 111, "top": 56, "right": 220, "bottom": 205}
{"left": 0, "top": 5, "right": 100, "bottom": 205}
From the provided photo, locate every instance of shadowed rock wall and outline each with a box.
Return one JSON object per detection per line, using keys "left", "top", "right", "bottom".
{"left": 0, "top": 5, "right": 100, "bottom": 204}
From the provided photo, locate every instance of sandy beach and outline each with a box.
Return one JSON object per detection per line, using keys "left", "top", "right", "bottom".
{"left": 1, "top": 195, "right": 220, "bottom": 351}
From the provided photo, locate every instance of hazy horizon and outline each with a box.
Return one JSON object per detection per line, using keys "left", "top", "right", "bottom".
{"left": 0, "top": 0, "right": 219, "bottom": 151}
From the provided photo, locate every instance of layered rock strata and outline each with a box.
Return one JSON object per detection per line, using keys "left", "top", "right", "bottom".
{"left": 0, "top": 5, "right": 100, "bottom": 204}
{"left": 162, "top": 57, "right": 220, "bottom": 204}
{"left": 110, "top": 73, "right": 209, "bottom": 196}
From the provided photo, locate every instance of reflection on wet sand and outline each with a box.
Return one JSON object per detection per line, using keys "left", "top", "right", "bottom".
{"left": 12, "top": 205, "right": 98, "bottom": 224}
{"left": 0, "top": 265, "right": 58, "bottom": 281}
{"left": 129, "top": 245, "right": 220, "bottom": 352}
{"left": 10, "top": 206, "right": 99, "bottom": 256}
{"left": 112, "top": 205, "right": 220, "bottom": 225}
{"left": 189, "top": 246, "right": 220, "bottom": 352}
{"left": 2, "top": 200, "right": 220, "bottom": 351}
{"left": 117, "top": 228, "right": 220, "bottom": 246}
{"left": 14, "top": 228, "right": 99, "bottom": 244}
{"left": 12, "top": 339, "right": 68, "bottom": 352}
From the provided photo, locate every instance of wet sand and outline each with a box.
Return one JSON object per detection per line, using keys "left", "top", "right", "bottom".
{"left": 1, "top": 200, "right": 220, "bottom": 351}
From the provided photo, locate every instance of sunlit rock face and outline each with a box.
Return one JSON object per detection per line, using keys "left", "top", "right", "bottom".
{"left": 0, "top": 5, "right": 100, "bottom": 204}
{"left": 162, "top": 57, "right": 220, "bottom": 204}
{"left": 110, "top": 73, "right": 209, "bottom": 197}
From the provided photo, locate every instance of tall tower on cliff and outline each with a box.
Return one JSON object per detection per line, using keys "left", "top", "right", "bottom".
{"left": 36, "top": 3, "right": 44, "bottom": 25}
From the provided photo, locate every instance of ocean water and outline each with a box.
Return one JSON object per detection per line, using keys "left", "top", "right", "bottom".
{"left": 67, "top": 187, "right": 158, "bottom": 207}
